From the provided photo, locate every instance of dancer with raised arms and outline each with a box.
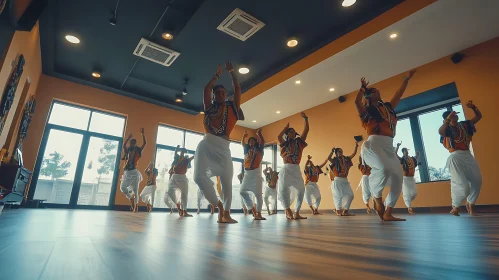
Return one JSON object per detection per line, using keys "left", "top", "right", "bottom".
{"left": 263, "top": 164, "right": 278, "bottom": 215}
{"left": 395, "top": 142, "right": 420, "bottom": 214}
{"left": 328, "top": 143, "right": 359, "bottom": 216}
{"left": 357, "top": 156, "right": 373, "bottom": 214}
{"left": 304, "top": 155, "right": 328, "bottom": 215}
{"left": 167, "top": 145, "right": 194, "bottom": 217}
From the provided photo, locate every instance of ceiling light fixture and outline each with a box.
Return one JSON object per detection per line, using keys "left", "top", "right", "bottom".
{"left": 91, "top": 72, "right": 101, "bottom": 78}
{"left": 200, "top": 111, "right": 205, "bottom": 115}
{"left": 65, "top": 35, "right": 80, "bottom": 44}
{"left": 329, "top": 88, "right": 335, "bottom": 92}
{"left": 342, "top": 0, "right": 357, "bottom": 7}
{"left": 182, "top": 78, "right": 189, "bottom": 95}
{"left": 295, "top": 80, "right": 301, "bottom": 84}
{"left": 287, "top": 38, "right": 298, "bottom": 48}
{"left": 175, "top": 94, "right": 182, "bottom": 103}
{"left": 162, "top": 32, "right": 174, "bottom": 40}
{"left": 390, "top": 33, "right": 398, "bottom": 39}
{"left": 239, "top": 67, "right": 250, "bottom": 74}
{"left": 252, "top": 120, "right": 257, "bottom": 123}
{"left": 276, "top": 111, "right": 281, "bottom": 114}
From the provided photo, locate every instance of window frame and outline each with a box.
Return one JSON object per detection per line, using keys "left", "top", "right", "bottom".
{"left": 397, "top": 98, "right": 460, "bottom": 184}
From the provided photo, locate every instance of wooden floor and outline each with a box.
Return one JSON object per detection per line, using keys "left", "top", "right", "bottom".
{"left": 1, "top": 209, "right": 498, "bottom": 280}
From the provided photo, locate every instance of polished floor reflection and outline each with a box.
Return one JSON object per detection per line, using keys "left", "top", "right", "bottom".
{"left": 0, "top": 209, "right": 498, "bottom": 280}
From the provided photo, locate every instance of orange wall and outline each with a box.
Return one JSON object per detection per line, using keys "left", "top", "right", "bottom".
{"left": 0, "top": 22, "right": 42, "bottom": 154}
{"left": 22, "top": 75, "right": 254, "bottom": 206}
{"left": 260, "top": 36, "right": 499, "bottom": 210}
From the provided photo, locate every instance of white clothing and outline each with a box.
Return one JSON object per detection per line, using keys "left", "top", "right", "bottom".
{"left": 140, "top": 184, "right": 156, "bottom": 205}
{"left": 197, "top": 189, "right": 206, "bottom": 210}
{"left": 278, "top": 164, "right": 305, "bottom": 212}
{"left": 164, "top": 188, "right": 180, "bottom": 208}
{"left": 447, "top": 150, "right": 482, "bottom": 208}
{"left": 120, "top": 169, "right": 143, "bottom": 204}
{"left": 194, "top": 134, "right": 233, "bottom": 210}
{"left": 332, "top": 177, "right": 354, "bottom": 211}
{"left": 357, "top": 175, "right": 372, "bottom": 204}
{"left": 240, "top": 167, "right": 264, "bottom": 212}
{"left": 167, "top": 174, "right": 189, "bottom": 210}
{"left": 402, "top": 176, "right": 417, "bottom": 208}
{"left": 263, "top": 186, "right": 277, "bottom": 212}
{"left": 304, "top": 182, "right": 321, "bottom": 209}
{"left": 361, "top": 135, "right": 403, "bottom": 208}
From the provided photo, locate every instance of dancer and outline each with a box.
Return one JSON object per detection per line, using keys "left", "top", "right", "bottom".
{"left": 167, "top": 145, "right": 194, "bottom": 217}
{"left": 120, "top": 128, "right": 146, "bottom": 213}
{"left": 140, "top": 162, "right": 157, "bottom": 212}
{"left": 194, "top": 61, "right": 241, "bottom": 223}
{"left": 439, "top": 100, "right": 482, "bottom": 216}
{"left": 240, "top": 130, "right": 266, "bottom": 220}
{"left": 357, "top": 156, "right": 373, "bottom": 214}
{"left": 395, "top": 142, "right": 419, "bottom": 214}
{"left": 263, "top": 164, "right": 278, "bottom": 215}
{"left": 304, "top": 155, "right": 327, "bottom": 215}
{"left": 277, "top": 112, "right": 309, "bottom": 220}
{"left": 355, "top": 70, "right": 416, "bottom": 221}
{"left": 328, "top": 143, "right": 359, "bottom": 216}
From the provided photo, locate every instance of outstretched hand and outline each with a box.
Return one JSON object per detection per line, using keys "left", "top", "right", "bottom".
{"left": 397, "top": 141, "right": 402, "bottom": 147}
{"left": 216, "top": 64, "right": 223, "bottom": 76}
{"left": 407, "top": 69, "right": 417, "bottom": 80}
{"left": 447, "top": 111, "right": 457, "bottom": 120}
{"left": 466, "top": 100, "right": 476, "bottom": 109}
{"left": 140, "top": 128, "right": 145, "bottom": 134}
{"left": 243, "top": 130, "right": 248, "bottom": 137}
{"left": 284, "top": 123, "right": 290, "bottom": 130}
{"left": 308, "top": 155, "right": 312, "bottom": 160}
{"left": 256, "top": 129, "right": 262, "bottom": 134}
{"left": 361, "top": 77, "right": 369, "bottom": 88}
{"left": 301, "top": 112, "right": 308, "bottom": 119}
{"left": 225, "top": 60, "right": 234, "bottom": 72}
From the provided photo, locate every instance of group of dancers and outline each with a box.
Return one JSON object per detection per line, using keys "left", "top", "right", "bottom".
{"left": 118, "top": 61, "right": 483, "bottom": 222}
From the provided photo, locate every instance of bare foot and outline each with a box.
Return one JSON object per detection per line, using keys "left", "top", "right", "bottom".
{"left": 182, "top": 210, "right": 193, "bottom": 217}
{"left": 336, "top": 210, "right": 342, "bottom": 216}
{"left": 366, "top": 204, "right": 372, "bottom": 214}
{"left": 217, "top": 202, "right": 224, "bottom": 222}
{"left": 465, "top": 202, "right": 471, "bottom": 214}
{"left": 133, "top": 203, "right": 138, "bottom": 213}
{"left": 252, "top": 206, "right": 257, "bottom": 217}
{"left": 314, "top": 210, "right": 323, "bottom": 215}
{"left": 294, "top": 212, "right": 307, "bottom": 219}
{"left": 176, "top": 203, "right": 181, "bottom": 212}
{"left": 450, "top": 207, "right": 460, "bottom": 216}
{"left": 243, "top": 207, "right": 248, "bottom": 215}
{"left": 210, "top": 205, "right": 215, "bottom": 214}
{"left": 196, "top": 208, "right": 200, "bottom": 214}
{"left": 373, "top": 198, "right": 385, "bottom": 221}
{"left": 383, "top": 214, "right": 406, "bottom": 221}
{"left": 341, "top": 210, "right": 355, "bottom": 216}
{"left": 254, "top": 212, "right": 266, "bottom": 220}
{"left": 467, "top": 203, "right": 477, "bottom": 216}
{"left": 285, "top": 208, "right": 293, "bottom": 219}
{"left": 129, "top": 196, "right": 135, "bottom": 212}
{"left": 147, "top": 204, "right": 152, "bottom": 212}
{"left": 408, "top": 207, "right": 415, "bottom": 215}
{"left": 220, "top": 210, "right": 238, "bottom": 223}
{"left": 272, "top": 210, "right": 277, "bottom": 214}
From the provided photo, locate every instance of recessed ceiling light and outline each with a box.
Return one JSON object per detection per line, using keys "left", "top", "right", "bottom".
{"left": 162, "top": 32, "right": 173, "bottom": 40}
{"left": 287, "top": 39, "right": 298, "bottom": 48}
{"left": 342, "top": 0, "right": 357, "bottom": 7}
{"left": 239, "top": 67, "right": 250, "bottom": 74}
{"left": 65, "top": 35, "right": 80, "bottom": 44}
{"left": 91, "top": 72, "right": 101, "bottom": 78}
{"left": 252, "top": 120, "right": 257, "bottom": 123}
{"left": 390, "top": 33, "right": 398, "bottom": 39}
{"left": 276, "top": 111, "right": 281, "bottom": 114}
{"left": 295, "top": 80, "right": 301, "bottom": 84}
{"left": 329, "top": 88, "right": 335, "bottom": 92}
{"left": 200, "top": 111, "right": 205, "bottom": 115}
{"left": 175, "top": 98, "right": 182, "bottom": 103}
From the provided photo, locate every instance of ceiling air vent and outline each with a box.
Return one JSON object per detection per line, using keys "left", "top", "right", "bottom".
{"left": 217, "top": 8, "right": 265, "bottom": 41}
{"left": 133, "top": 38, "right": 180, "bottom": 67}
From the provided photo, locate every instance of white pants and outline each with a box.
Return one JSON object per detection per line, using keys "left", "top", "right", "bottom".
{"left": 120, "top": 169, "right": 143, "bottom": 204}
{"left": 361, "top": 135, "right": 403, "bottom": 208}
{"left": 240, "top": 168, "right": 263, "bottom": 212}
{"left": 402, "top": 176, "right": 417, "bottom": 208}
{"left": 140, "top": 184, "right": 156, "bottom": 205}
{"left": 278, "top": 164, "right": 305, "bottom": 212}
{"left": 194, "top": 134, "right": 233, "bottom": 210}
{"left": 197, "top": 189, "right": 206, "bottom": 209}
{"left": 167, "top": 174, "right": 189, "bottom": 210}
{"left": 304, "top": 182, "right": 321, "bottom": 209}
{"left": 263, "top": 186, "right": 277, "bottom": 212}
{"left": 332, "top": 177, "right": 354, "bottom": 211}
{"left": 357, "top": 175, "right": 372, "bottom": 204}
{"left": 447, "top": 150, "right": 482, "bottom": 208}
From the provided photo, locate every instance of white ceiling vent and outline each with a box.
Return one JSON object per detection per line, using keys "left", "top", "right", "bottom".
{"left": 217, "top": 8, "right": 265, "bottom": 41}
{"left": 133, "top": 38, "right": 180, "bottom": 67}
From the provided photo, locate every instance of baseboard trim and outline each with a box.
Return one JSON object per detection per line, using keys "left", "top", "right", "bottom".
{"left": 300, "top": 204, "right": 499, "bottom": 215}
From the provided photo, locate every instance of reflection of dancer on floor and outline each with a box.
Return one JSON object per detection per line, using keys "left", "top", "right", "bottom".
{"left": 356, "top": 70, "right": 416, "bottom": 221}
{"left": 357, "top": 156, "right": 372, "bottom": 214}
{"left": 194, "top": 61, "right": 241, "bottom": 223}
{"left": 120, "top": 128, "right": 146, "bottom": 213}
{"left": 277, "top": 112, "right": 309, "bottom": 220}
{"left": 140, "top": 162, "right": 157, "bottom": 212}
{"left": 395, "top": 142, "right": 419, "bottom": 215}
{"left": 240, "top": 129, "right": 266, "bottom": 220}
{"left": 263, "top": 164, "right": 278, "bottom": 215}
{"left": 304, "top": 155, "right": 328, "bottom": 215}
{"left": 328, "top": 143, "right": 358, "bottom": 216}
{"left": 167, "top": 145, "right": 194, "bottom": 217}
{"left": 439, "top": 100, "right": 482, "bottom": 216}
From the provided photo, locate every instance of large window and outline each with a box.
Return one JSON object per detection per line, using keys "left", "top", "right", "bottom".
{"left": 396, "top": 100, "right": 462, "bottom": 183}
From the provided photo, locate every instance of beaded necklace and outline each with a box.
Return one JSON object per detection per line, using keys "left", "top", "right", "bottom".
{"left": 204, "top": 102, "right": 228, "bottom": 136}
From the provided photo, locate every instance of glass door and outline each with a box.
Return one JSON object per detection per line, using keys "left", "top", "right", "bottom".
{"left": 77, "top": 137, "right": 120, "bottom": 206}
{"left": 33, "top": 129, "right": 83, "bottom": 205}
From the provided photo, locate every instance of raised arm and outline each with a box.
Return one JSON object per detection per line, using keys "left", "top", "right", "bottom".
{"left": 390, "top": 70, "right": 416, "bottom": 109}
{"left": 349, "top": 142, "right": 359, "bottom": 159}
{"left": 140, "top": 128, "right": 147, "bottom": 150}
{"left": 466, "top": 100, "right": 482, "bottom": 125}
{"left": 278, "top": 123, "right": 290, "bottom": 145}
{"left": 226, "top": 60, "right": 241, "bottom": 109}
{"left": 300, "top": 112, "right": 309, "bottom": 141}
{"left": 123, "top": 133, "right": 132, "bottom": 150}
{"left": 241, "top": 130, "right": 248, "bottom": 146}
{"left": 256, "top": 129, "right": 265, "bottom": 147}
{"left": 327, "top": 149, "right": 335, "bottom": 163}
{"left": 204, "top": 65, "right": 223, "bottom": 110}
{"left": 439, "top": 111, "right": 455, "bottom": 137}
{"left": 263, "top": 164, "right": 269, "bottom": 176}
{"left": 174, "top": 145, "right": 181, "bottom": 156}
{"left": 395, "top": 142, "right": 402, "bottom": 160}
{"left": 356, "top": 78, "right": 369, "bottom": 116}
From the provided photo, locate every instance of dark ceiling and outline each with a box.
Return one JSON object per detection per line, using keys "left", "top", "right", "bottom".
{"left": 39, "top": 0, "right": 404, "bottom": 114}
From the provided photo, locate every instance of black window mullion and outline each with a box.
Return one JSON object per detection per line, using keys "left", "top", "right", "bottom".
{"left": 409, "top": 115, "right": 429, "bottom": 183}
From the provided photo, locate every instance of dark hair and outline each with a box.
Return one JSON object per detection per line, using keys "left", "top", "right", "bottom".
{"left": 442, "top": 111, "right": 452, "bottom": 119}
{"left": 213, "top": 85, "right": 226, "bottom": 92}
{"left": 334, "top": 148, "right": 343, "bottom": 155}
{"left": 130, "top": 139, "right": 137, "bottom": 142}
{"left": 364, "top": 87, "right": 376, "bottom": 98}
{"left": 402, "top": 148, "right": 408, "bottom": 153}
{"left": 248, "top": 137, "right": 258, "bottom": 144}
